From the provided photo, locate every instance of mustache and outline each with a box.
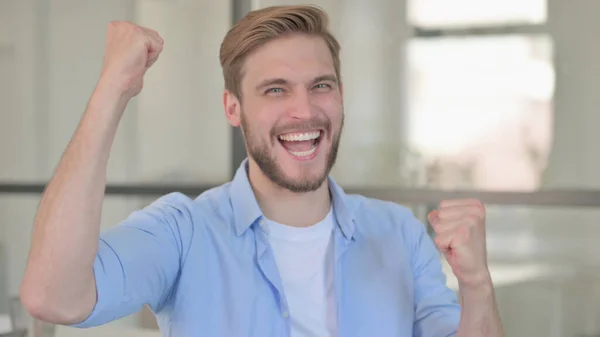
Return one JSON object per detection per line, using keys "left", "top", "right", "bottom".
{"left": 270, "top": 119, "right": 330, "bottom": 137}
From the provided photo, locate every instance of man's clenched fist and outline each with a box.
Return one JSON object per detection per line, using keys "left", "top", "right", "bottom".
{"left": 99, "top": 21, "right": 164, "bottom": 98}
{"left": 428, "top": 199, "right": 492, "bottom": 290}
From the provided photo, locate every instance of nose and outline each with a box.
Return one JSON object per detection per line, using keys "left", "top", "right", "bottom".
{"left": 287, "top": 90, "right": 317, "bottom": 120}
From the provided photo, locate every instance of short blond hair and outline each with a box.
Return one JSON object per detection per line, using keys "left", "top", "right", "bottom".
{"left": 219, "top": 5, "right": 341, "bottom": 99}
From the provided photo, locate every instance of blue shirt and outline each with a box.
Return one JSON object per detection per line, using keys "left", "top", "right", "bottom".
{"left": 73, "top": 160, "right": 460, "bottom": 336}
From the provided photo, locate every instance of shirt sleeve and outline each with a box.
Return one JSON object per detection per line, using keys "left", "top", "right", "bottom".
{"left": 70, "top": 192, "right": 195, "bottom": 328}
{"left": 409, "top": 213, "right": 461, "bottom": 337}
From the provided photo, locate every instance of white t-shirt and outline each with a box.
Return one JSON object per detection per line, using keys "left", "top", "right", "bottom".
{"left": 261, "top": 208, "right": 337, "bottom": 337}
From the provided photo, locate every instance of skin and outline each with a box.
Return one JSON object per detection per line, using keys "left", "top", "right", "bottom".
{"left": 19, "top": 20, "right": 504, "bottom": 336}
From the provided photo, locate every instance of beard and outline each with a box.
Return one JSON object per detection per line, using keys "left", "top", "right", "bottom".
{"left": 240, "top": 112, "right": 343, "bottom": 193}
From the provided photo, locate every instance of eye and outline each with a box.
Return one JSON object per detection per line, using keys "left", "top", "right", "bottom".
{"left": 313, "top": 83, "right": 332, "bottom": 90}
{"left": 265, "top": 87, "right": 284, "bottom": 94}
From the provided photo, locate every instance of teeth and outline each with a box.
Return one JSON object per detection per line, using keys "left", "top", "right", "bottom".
{"left": 278, "top": 131, "right": 320, "bottom": 142}
{"left": 288, "top": 144, "right": 317, "bottom": 157}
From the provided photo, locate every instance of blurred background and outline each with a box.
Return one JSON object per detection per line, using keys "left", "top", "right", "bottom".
{"left": 1, "top": 0, "right": 600, "bottom": 336}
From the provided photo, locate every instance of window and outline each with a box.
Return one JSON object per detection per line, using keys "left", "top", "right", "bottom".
{"left": 406, "top": 35, "right": 554, "bottom": 190}
{"left": 408, "top": 0, "right": 547, "bottom": 28}
{"left": 405, "top": 1, "right": 553, "bottom": 191}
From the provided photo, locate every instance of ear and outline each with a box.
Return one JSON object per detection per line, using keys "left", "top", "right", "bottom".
{"left": 223, "top": 90, "right": 241, "bottom": 127}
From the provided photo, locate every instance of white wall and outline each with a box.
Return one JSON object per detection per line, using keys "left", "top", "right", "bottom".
{"left": 0, "top": 0, "right": 45, "bottom": 317}
{"left": 134, "top": 0, "right": 231, "bottom": 184}
{"left": 544, "top": 0, "right": 600, "bottom": 189}
{"left": 532, "top": 1, "right": 600, "bottom": 334}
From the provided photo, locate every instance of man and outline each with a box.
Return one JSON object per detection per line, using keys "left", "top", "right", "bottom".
{"left": 20, "top": 5, "right": 504, "bottom": 337}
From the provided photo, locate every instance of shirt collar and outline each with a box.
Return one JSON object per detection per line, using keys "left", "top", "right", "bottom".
{"left": 230, "top": 158, "right": 357, "bottom": 239}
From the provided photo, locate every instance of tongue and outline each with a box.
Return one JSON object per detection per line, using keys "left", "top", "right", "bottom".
{"left": 280, "top": 140, "right": 314, "bottom": 152}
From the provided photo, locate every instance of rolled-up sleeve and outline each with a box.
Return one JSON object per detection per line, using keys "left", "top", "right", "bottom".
{"left": 71, "top": 192, "right": 194, "bottom": 328}
{"left": 409, "top": 214, "right": 460, "bottom": 337}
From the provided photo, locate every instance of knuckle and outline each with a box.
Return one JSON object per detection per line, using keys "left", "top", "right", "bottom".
{"left": 111, "top": 20, "right": 133, "bottom": 29}
{"left": 473, "top": 207, "right": 486, "bottom": 220}
{"left": 471, "top": 199, "right": 486, "bottom": 212}
{"left": 146, "top": 27, "right": 159, "bottom": 35}
{"left": 466, "top": 214, "right": 480, "bottom": 225}
{"left": 437, "top": 208, "right": 453, "bottom": 220}
{"left": 132, "top": 25, "right": 145, "bottom": 35}
{"left": 107, "top": 21, "right": 120, "bottom": 32}
{"left": 428, "top": 217, "right": 439, "bottom": 229}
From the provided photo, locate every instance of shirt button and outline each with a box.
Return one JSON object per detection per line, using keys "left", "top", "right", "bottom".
{"left": 282, "top": 311, "right": 289, "bottom": 318}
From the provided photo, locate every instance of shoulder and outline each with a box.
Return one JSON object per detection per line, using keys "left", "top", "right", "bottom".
{"left": 144, "top": 183, "right": 233, "bottom": 216}
{"left": 135, "top": 191, "right": 196, "bottom": 224}
{"left": 346, "top": 194, "right": 428, "bottom": 244}
{"left": 349, "top": 194, "right": 422, "bottom": 227}
{"left": 126, "top": 182, "right": 233, "bottom": 233}
{"left": 353, "top": 194, "right": 415, "bottom": 220}
{"left": 109, "top": 184, "right": 234, "bottom": 252}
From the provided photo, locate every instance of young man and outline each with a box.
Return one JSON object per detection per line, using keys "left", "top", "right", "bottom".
{"left": 20, "top": 5, "right": 504, "bottom": 337}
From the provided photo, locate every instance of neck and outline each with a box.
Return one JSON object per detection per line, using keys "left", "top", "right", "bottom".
{"left": 248, "top": 160, "right": 331, "bottom": 228}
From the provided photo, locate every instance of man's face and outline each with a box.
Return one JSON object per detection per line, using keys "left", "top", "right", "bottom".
{"left": 230, "top": 34, "right": 344, "bottom": 193}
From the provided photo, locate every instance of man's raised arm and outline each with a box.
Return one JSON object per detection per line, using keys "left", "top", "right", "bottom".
{"left": 20, "top": 21, "right": 164, "bottom": 325}
{"left": 429, "top": 199, "right": 505, "bottom": 337}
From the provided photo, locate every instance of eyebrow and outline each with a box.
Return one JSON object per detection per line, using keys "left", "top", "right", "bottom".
{"left": 311, "top": 74, "right": 338, "bottom": 86}
{"left": 255, "top": 78, "right": 289, "bottom": 91}
{"left": 255, "top": 74, "right": 338, "bottom": 91}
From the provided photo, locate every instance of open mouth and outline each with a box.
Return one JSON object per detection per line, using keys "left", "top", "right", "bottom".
{"left": 277, "top": 130, "right": 323, "bottom": 159}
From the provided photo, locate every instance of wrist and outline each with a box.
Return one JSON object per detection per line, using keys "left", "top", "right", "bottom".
{"left": 458, "top": 270, "right": 493, "bottom": 295}
{"left": 95, "top": 74, "right": 135, "bottom": 103}
{"left": 91, "top": 78, "right": 132, "bottom": 113}
{"left": 81, "top": 78, "right": 132, "bottom": 133}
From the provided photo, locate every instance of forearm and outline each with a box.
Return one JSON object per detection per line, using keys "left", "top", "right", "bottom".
{"left": 457, "top": 278, "right": 505, "bottom": 337}
{"left": 21, "top": 82, "right": 129, "bottom": 324}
